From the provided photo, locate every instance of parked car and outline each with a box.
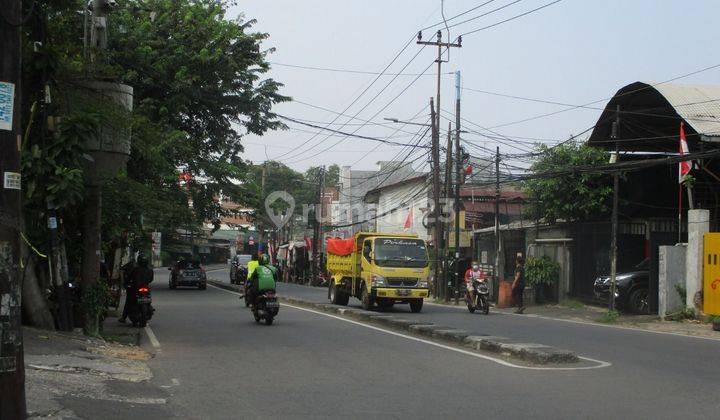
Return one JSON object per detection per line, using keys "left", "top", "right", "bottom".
{"left": 169, "top": 259, "right": 207, "bottom": 290}
{"left": 593, "top": 259, "right": 649, "bottom": 314}
{"left": 230, "top": 254, "right": 252, "bottom": 285}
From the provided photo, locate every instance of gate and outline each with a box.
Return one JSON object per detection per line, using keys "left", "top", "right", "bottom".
{"left": 571, "top": 222, "right": 646, "bottom": 299}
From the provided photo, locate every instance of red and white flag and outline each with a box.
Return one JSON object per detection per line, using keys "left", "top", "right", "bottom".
{"left": 403, "top": 207, "right": 413, "bottom": 231}
{"left": 678, "top": 122, "right": 692, "bottom": 183}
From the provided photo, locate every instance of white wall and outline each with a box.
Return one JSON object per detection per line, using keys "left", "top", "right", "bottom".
{"left": 374, "top": 180, "right": 430, "bottom": 241}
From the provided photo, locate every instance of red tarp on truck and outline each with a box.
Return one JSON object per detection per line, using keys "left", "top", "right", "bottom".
{"left": 326, "top": 237, "right": 355, "bottom": 256}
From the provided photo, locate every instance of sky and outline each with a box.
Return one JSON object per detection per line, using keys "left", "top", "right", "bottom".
{"left": 229, "top": 0, "right": 720, "bottom": 172}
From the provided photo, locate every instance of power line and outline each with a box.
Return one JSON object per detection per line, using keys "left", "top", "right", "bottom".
{"left": 461, "top": 86, "right": 720, "bottom": 123}
{"left": 486, "top": 62, "right": 720, "bottom": 129}
{"left": 277, "top": 115, "right": 433, "bottom": 149}
{"left": 280, "top": 36, "right": 435, "bottom": 164}
{"left": 459, "top": 0, "right": 563, "bottom": 37}
{"left": 268, "top": 61, "right": 454, "bottom": 76}
{"left": 283, "top": 48, "right": 440, "bottom": 165}
{"left": 270, "top": 34, "right": 421, "bottom": 161}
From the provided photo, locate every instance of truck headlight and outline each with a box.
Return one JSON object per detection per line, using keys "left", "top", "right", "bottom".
{"left": 418, "top": 280, "right": 429, "bottom": 288}
{"left": 371, "top": 274, "right": 385, "bottom": 287}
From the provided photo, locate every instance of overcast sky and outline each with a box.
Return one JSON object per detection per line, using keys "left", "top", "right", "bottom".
{"left": 230, "top": 0, "right": 719, "bottom": 172}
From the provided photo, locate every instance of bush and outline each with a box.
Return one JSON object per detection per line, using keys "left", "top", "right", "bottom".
{"left": 664, "top": 307, "right": 695, "bottom": 322}
{"left": 599, "top": 310, "right": 620, "bottom": 323}
{"left": 525, "top": 256, "right": 560, "bottom": 288}
{"left": 674, "top": 283, "right": 687, "bottom": 303}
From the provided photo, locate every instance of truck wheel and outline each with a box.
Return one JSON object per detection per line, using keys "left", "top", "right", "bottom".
{"left": 330, "top": 283, "right": 340, "bottom": 304}
{"left": 361, "top": 286, "right": 373, "bottom": 310}
{"left": 409, "top": 299, "right": 423, "bottom": 313}
{"left": 337, "top": 291, "right": 350, "bottom": 306}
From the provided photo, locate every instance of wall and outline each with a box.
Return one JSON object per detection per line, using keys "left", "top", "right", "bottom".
{"left": 375, "top": 180, "right": 430, "bottom": 241}
{"left": 686, "top": 209, "right": 709, "bottom": 311}
{"left": 658, "top": 244, "right": 687, "bottom": 316}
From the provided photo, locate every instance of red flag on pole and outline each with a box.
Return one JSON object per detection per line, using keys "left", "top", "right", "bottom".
{"left": 403, "top": 207, "right": 413, "bottom": 231}
{"left": 678, "top": 122, "right": 691, "bottom": 183}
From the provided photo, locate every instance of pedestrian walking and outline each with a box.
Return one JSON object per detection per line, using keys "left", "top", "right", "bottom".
{"left": 511, "top": 255, "right": 526, "bottom": 314}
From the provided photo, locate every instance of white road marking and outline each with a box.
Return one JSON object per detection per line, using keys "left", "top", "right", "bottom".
{"left": 145, "top": 325, "right": 162, "bottom": 353}
{"left": 171, "top": 378, "right": 180, "bottom": 386}
{"left": 207, "top": 284, "right": 611, "bottom": 371}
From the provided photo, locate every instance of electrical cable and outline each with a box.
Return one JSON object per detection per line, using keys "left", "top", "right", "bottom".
{"left": 458, "top": 0, "right": 563, "bottom": 37}
{"left": 270, "top": 33, "right": 421, "bottom": 161}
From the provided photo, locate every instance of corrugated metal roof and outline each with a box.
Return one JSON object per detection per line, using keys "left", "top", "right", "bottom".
{"left": 652, "top": 82, "right": 720, "bottom": 138}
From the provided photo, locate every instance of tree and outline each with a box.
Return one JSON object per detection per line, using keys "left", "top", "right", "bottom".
{"left": 522, "top": 141, "right": 612, "bottom": 222}
{"left": 109, "top": 0, "right": 289, "bottom": 228}
{"left": 18, "top": 0, "right": 288, "bottom": 332}
{"left": 305, "top": 164, "right": 340, "bottom": 189}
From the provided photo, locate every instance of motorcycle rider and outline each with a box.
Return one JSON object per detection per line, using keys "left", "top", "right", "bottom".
{"left": 464, "top": 261, "right": 486, "bottom": 307}
{"left": 245, "top": 254, "right": 276, "bottom": 308}
{"left": 247, "top": 253, "right": 260, "bottom": 280}
{"left": 119, "top": 253, "right": 154, "bottom": 323}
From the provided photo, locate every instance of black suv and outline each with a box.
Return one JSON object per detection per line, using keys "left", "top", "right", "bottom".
{"left": 593, "top": 259, "right": 650, "bottom": 314}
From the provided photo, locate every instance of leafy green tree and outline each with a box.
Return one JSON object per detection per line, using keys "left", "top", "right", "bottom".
{"left": 108, "top": 0, "right": 289, "bottom": 230}
{"left": 522, "top": 141, "right": 612, "bottom": 222}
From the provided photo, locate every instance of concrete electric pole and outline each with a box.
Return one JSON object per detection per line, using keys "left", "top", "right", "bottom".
{"left": 609, "top": 105, "right": 620, "bottom": 313}
{"left": 429, "top": 98, "right": 442, "bottom": 299}
{"left": 417, "top": 30, "right": 461, "bottom": 300}
{"left": 453, "top": 71, "right": 462, "bottom": 304}
{"left": 0, "top": 0, "right": 27, "bottom": 416}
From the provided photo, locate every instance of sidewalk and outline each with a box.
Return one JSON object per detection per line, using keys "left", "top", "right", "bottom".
{"left": 428, "top": 297, "right": 720, "bottom": 340}
{"left": 24, "top": 320, "right": 171, "bottom": 418}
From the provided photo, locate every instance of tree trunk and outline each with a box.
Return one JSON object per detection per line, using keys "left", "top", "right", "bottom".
{"left": 81, "top": 186, "right": 102, "bottom": 336}
{"left": 20, "top": 255, "right": 55, "bottom": 329}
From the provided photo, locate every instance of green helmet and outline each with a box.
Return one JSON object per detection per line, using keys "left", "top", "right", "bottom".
{"left": 259, "top": 254, "right": 270, "bottom": 266}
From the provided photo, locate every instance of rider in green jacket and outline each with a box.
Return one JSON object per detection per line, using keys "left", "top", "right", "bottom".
{"left": 246, "top": 254, "right": 277, "bottom": 307}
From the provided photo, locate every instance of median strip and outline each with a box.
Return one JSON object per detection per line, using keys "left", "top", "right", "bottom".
{"left": 207, "top": 279, "right": 580, "bottom": 365}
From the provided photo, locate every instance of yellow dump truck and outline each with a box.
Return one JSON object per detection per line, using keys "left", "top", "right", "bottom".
{"left": 326, "top": 232, "right": 430, "bottom": 312}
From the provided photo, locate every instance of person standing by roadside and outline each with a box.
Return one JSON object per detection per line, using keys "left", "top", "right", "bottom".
{"left": 512, "top": 255, "right": 526, "bottom": 314}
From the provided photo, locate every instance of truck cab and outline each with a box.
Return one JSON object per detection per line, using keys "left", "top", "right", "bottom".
{"left": 327, "top": 233, "right": 430, "bottom": 312}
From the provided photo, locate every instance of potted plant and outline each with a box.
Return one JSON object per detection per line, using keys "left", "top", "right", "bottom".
{"left": 711, "top": 316, "right": 720, "bottom": 332}
{"left": 525, "top": 256, "right": 560, "bottom": 304}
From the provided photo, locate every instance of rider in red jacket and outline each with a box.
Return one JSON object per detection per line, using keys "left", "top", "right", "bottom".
{"left": 464, "top": 262, "right": 486, "bottom": 304}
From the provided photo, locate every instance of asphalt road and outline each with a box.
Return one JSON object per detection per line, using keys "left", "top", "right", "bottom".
{"left": 144, "top": 267, "right": 720, "bottom": 419}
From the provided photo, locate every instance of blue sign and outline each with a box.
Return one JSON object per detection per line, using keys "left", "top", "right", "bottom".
{"left": 0, "top": 81, "right": 14, "bottom": 131}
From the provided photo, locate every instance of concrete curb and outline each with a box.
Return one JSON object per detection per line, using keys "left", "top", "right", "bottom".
{"left": 206, "top": 280, "right": 579, "bottom": 365}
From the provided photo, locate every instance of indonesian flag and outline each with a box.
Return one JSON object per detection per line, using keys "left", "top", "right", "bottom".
{"left": 678, "top": 122, "right": 692, "bottom": 183}
{"left": 403, "top": 207, "right": 413, "bottom": 231}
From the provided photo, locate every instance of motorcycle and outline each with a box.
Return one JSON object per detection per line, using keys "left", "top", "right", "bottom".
{"left": 466, "top": 279, "right": 490, "bottom": 314}
{"left": 252, "top": 290, "right": 279, "bottom": 325}
{"left": 129, "top": 285, "right": 155, "bottom": 327}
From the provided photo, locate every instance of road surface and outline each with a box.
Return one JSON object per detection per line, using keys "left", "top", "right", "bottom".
{"left": 142, "top": 267, "right": 720, "bottom": 419}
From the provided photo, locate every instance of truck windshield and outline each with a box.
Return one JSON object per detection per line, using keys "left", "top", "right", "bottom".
{"left": 374, "top": 238, "right": 428, "bottom": 268}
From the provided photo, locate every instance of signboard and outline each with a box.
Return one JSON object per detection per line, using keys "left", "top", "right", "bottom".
{"left": 704, "top": 233, "right": 720, "bottom": 315}
{"left": 0, "top": 81, "right": 15, "bottom": 131}
{"left": 448, "top": 230, "right": 472, "bottom": 248}
{"left": 151, "top": 231, "right": 162, "bottom": 257}
{"left": 3, "top": 172, "right": 20, "bottom": 190}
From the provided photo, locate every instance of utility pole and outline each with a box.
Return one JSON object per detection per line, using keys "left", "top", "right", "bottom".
{"left": 453, "top": 71, "right": 462, "bottom": 305}
{"left": 443, "top": 121, "right": 452, "bottom": 298}
{"left": 260, "top": 163, "right": 266, "bottom": 246}
{"left": 417, "top": 30, "right": 462, "bottom": 139}
{"left": 494, "top": 147, "right": 501, "bottom": 292}
{"left": 609, "top": 105, "right": 620, "bottom": 312}
{"left": 418, "top": 30, "right": 461, "bottom": 300}
{"left": 429, "top": 98, "right": 442, "bottom": 299}
{"left": 312, "top": 166, "right": 324, "bottom": 283}
{"left": 0, "top": 0, "right": 27, "bottom": 416}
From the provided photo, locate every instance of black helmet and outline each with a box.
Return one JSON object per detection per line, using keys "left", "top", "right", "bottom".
{"left": 137, "top": 252, "right": 149, "bottom": 266}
